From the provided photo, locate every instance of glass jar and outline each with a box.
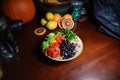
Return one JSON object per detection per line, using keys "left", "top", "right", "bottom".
{"left": 71, "top": 1, "right": 83, "bottom": 21}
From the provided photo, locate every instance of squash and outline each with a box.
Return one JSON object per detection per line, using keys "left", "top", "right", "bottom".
{"left": 0, "top": 0, "right": 36, "bottom": 23}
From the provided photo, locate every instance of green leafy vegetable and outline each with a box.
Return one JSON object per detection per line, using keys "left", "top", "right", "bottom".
{"left": 42, "top": 41, "right": 49, "bottom": 51}
{"left": 59, "top": 28, "right": 77, "bottom": 41}
{"left": 45, "top": 33, "right": 55, "bottom": 42}
{"left": 42, "top": 28, "right": 77, "bottom": 51}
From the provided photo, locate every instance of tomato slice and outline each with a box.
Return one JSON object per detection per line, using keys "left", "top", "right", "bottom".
{"left": 55, "top": 34, "right": 65, "bottom": 43}
{"left": 45, "top": 42, "right": 60, "bottom": 58}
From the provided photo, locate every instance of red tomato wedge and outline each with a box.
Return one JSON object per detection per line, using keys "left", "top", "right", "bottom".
{"left": 45, "top": 42, "right": 60, "bottom": 58}
{"left": 55, "top": 34, "right": 65, "bottom": 43}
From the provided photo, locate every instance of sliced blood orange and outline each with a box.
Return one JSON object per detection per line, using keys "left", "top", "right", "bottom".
{"left": 34, "top": 27, "right": 46, "bottom": 36}
{"left": 62, "top": 18, "right": 74, "bottom": 29}
{"left": 58, "top": 17, "right": 65, "bottom": 29}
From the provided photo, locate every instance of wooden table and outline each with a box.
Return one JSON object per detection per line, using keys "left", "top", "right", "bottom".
{"left": 1, "top": 17, "right": 120, "bottom": 80}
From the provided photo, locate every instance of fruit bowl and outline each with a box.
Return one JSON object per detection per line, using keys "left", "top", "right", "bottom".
{"left": 34, "top": 0, "right": 72, "bottom": 15}
{"left": 41, "top": 29, "right": 83, "bottom": 61}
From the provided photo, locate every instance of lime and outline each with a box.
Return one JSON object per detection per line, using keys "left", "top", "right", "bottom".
{"left": 40, "top": 18, "right": 47, "bottom": 26}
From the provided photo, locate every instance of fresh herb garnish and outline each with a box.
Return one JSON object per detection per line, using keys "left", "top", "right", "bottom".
{"left": 59, "top": 28, "right": 77, "bottom": 41}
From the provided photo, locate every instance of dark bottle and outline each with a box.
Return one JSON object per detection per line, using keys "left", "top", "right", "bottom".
{"left": 0, "top": 15, "right": 18, "bottom": 59}
{"left": 5, "top": 17, "right": 24, "bottom": 31}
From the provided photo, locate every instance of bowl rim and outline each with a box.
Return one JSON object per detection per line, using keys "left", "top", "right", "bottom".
{"left": 44, "top": 36, "right": 83, "bottom": 62}
{"left": 35, "top": 0, "right": 72, "bottom": 5}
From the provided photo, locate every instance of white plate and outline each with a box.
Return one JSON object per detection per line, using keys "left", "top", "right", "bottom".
{"left": 44, "top": 36, "right": 83, "bottom": 61}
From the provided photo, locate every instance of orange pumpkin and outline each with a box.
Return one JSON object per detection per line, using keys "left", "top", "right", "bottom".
{"left": 0, "top": 0, "right": 36, "bottom": 23}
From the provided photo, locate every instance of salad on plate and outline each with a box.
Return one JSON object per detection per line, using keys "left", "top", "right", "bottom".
{"left": 41, "top": 28, "right": 83, "bottom": 61}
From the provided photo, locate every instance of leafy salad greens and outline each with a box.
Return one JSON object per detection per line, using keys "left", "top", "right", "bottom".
{"left": 42, "top": 28, "right": 78, "bottom": 51}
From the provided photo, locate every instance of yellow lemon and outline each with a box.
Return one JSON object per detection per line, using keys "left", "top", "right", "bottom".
{"left": 40, "top": 18, "right": 47, "bottom": 26}
{"left": 46, "top": 21, "right": 57, "bottom": 30}
{"left": 45, "top": 12, "right": 54, "bottom": 21}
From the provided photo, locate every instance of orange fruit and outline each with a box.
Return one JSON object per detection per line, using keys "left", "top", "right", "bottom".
{"left": 53, "top": 13, "right": 62, "bottom": 22}
{"left": 58, "top": 17, "right": 65, "bottom": 29}
{"left": 58, "top": 18, "right": 74, "bottom": 29}
{"left": 63, "top": 14, "right": 73, "bottom": 20}
{"left": 34, "top": 27, "right": 46, "bottom": 36}
{"left": 62, "top": 18, "right": 74, "bottom": 29}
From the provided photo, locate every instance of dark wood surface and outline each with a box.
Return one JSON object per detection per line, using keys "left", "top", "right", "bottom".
{"left": 1, "top": 17, "right": 120, "bottom": 80}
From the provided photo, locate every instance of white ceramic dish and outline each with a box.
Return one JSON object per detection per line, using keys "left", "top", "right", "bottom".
{"left": 44, "top": 36, "right": 83, "bottom": 61}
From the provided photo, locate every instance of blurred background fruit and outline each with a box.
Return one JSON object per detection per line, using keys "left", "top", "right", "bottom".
{"left": 34, "top": 0, "right": 72, "bottom": 15}
{"left": 40, "top": 0, "right": 62, "bottom": 3}
{"left": 40, "top": 18, "right": 47, "bottom": 26}
{"left": 45, "top": 12, "right": 54, "bottom": 21}
{"left": 40, "top": 12, "right": 58, "bottom": 30}
{"left": 63, "top": 14, "right": 73, "bottom": 19}
{"left": 47, "top": 0, "right": 58, "bottom": 3}
{"left": 53, "top": 13, "right": 62, "bottom": 22}
{"left": 46, "top": 21, "right": 57, "bottom": 30}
